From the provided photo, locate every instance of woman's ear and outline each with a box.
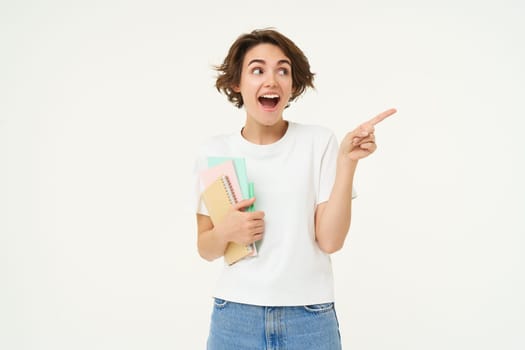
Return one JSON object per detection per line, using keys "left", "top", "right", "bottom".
{"left": 232, "top": 85, "right": 240, "bottom": 93}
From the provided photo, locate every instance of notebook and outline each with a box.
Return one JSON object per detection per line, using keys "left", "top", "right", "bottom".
{"left": 208, "top": 157, "right": 255, "bottom": 213}
{"left": 201, "top": 175, "right": 237, "bottom": 223}
{"left": 208, "top": 157, "right": 250, "bottom": 199}
{"left": 207, "top": 157, "right": 257, "bottom": 252}
{"left": 199, "top": 160, "right": 243, "bottom": 204}
{"left": 201, "top": 175, "right": 255, "bottom": 265}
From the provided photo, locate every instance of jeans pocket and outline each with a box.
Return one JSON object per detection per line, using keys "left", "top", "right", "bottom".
{"left": 303, "top": 302, "right": 334, "bottom": 313}
{"left": 213, "top": 298, "right": 229, "bottom": 310}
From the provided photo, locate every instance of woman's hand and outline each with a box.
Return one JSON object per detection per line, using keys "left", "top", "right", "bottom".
{"left": 213, "top": 198, "right": 265, "bottom": 246}
{"left": 339, "top": 108, "right": 397, "bottom": 161}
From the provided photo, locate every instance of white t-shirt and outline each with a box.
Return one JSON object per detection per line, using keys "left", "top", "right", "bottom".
{"left": 193, "top": 121, "right": 356, "bottom": 306}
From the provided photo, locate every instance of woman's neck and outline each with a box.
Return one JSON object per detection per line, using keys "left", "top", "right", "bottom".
{"left": 241, "top": 119, "right": 288, "bottom": 145}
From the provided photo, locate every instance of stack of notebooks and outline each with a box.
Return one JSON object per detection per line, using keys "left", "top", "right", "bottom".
{"left": 199, "top": 157, "right": 257, "bottom": 265}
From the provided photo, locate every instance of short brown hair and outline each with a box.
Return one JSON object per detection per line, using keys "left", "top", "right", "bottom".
{"left": 215, "top": 29, "right": 315, "bottom": 108}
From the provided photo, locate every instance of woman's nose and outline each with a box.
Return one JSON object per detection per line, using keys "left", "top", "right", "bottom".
{"left": 264, "top": 73, "right": 277, "bottom": 87}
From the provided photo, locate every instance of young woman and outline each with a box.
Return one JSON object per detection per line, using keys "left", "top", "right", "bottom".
{"left": 193, "top": 28, "right": 396, "bottom": 350}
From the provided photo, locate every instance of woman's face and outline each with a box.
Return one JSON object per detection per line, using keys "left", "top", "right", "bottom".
{"left": 234, "top": 43, "right": 293, "bottom": 128}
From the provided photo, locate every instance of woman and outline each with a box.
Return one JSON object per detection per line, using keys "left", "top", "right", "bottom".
{"left": 193, "top": 28, "right": 396, "bottom": 349}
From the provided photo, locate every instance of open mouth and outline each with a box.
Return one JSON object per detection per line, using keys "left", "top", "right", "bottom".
{"left": 258, "top": 94, "right": 280, "bottom": 109}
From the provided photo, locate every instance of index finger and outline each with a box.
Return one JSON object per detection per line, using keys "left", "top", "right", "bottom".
{"left": 366, "top": 108, "right": 397, "bottom": 126}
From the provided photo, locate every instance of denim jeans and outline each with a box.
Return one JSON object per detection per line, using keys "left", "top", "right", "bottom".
{"left": 207, "top": 298, "right": 342, "bottom": 350}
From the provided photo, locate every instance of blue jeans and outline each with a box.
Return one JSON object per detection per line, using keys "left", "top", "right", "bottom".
{"left": 207, "top": 298, "right": 342, "bottom": 350}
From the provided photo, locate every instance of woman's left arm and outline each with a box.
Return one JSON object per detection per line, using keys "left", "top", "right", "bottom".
{"left": 315, "top": 108, "right": 396, "bottom": 253}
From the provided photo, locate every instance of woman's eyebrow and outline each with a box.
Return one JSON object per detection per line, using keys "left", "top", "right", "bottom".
{"left": 248, "top": 59, "right": 291, "bottom": 66}
{"left": 248, "top": 59, "right": 265, "bottom": 66}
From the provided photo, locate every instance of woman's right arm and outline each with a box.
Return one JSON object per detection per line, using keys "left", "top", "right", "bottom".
{"left": 196, "top": 214, "right": 229, "bottom": 261}
{"left": 196, "top": 197, "right": 265, "bottom": 261}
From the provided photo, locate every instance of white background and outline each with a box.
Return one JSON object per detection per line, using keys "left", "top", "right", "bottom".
{"left": 1, "top": 0, "right": 524, "bottom": 349}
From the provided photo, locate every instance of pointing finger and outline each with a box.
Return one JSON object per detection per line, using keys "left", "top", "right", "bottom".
{"left": 366, "top": 108, "right": 397, "bottom": 126}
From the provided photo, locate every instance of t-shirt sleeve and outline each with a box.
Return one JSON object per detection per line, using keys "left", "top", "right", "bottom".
{"left": 191, "top": 154, "right": 209, "bottom": 216}
{"left": 317, "top": 133, "right": 357, "bottom": 204}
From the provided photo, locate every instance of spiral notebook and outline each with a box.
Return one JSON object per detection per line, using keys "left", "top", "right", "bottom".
{"left": 201, "top": 175, "right": 255, "bottom": 265}
{"left": 208, "top": 157, "right": 249, "bottom": 200}
{"left": 199, "top": 160, "right": 243, "bottom": 203}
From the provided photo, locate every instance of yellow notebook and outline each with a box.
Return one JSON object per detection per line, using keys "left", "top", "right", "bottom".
{"left": 201, "top": 175, "right": 253, "bottom": 265}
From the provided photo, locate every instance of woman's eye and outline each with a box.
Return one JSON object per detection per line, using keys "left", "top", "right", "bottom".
{"left": 278, "top": 68, "right": 289, "bottom": 76}
{"left": 252, "top": 68, "right": 263, "bottom": 75}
